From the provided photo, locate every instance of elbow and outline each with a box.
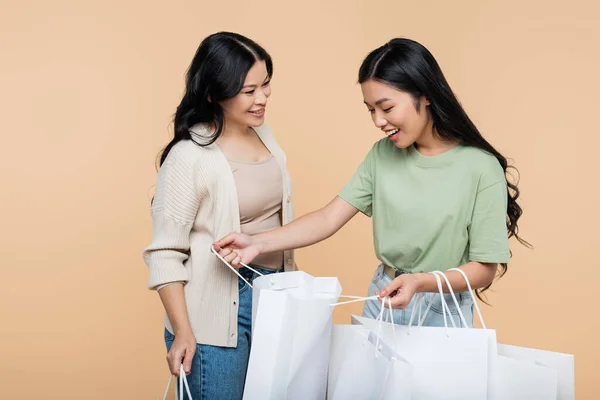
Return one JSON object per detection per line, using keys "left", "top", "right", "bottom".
{"left": 319, "top": 207, "right": 340, "bottom": 239}
{"left": 144, "top": 251, "right": 190, "bottom": 289}
{"left": 478, "top": 262, "right": 498, "bottom": 289}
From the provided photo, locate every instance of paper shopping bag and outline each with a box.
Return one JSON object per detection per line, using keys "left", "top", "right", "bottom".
{"left": 243, "top": 271, "right": 342, "bottom": 400}
{"left": 351, "top": 271, "right": 493, "bottom": 399}
{"left": 494, "top": 354, "right": 558, "bottom": 399}
{"left": 327, "top": 324, "right": 412, "bottom": 400}
{"left": 498, "top": 343, "right": 573, "bottom": 400}
{"left": 352, "top": 314, "right": 490, "bottom": 399}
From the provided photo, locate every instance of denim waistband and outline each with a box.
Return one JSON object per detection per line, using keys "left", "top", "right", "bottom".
{"left": 238, "top": 264, "right": 283, "bottom": 282}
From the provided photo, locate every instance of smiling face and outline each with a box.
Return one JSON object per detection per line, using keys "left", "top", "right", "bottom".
{"left": 361, "top": 78, "right": 432, "bottom": 149}
{"left": 220, "top": 60, "right": 272, "bottom": 131}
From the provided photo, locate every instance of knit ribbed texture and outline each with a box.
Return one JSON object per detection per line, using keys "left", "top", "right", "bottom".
{"left": 143, "top": 124, "right": 295, "bottom": 347}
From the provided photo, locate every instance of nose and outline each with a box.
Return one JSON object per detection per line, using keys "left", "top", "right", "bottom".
{"left": 373, "top": 114, "right": 387, "bottom": 128}
{"left": 255, "top": 89, "right": 267, "bottom": 105}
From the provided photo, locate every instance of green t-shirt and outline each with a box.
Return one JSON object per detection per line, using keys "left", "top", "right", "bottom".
{"left": 339, "top": 139, "right": 511, "bottom": 273}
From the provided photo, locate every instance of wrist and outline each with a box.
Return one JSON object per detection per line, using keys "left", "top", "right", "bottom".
{"left": 173, "top": 324, "right": 194, "bottom": 338}
{"left": 414, "top": 272, "right": 436, "bottom": 293}
{"left": 254, "top": 235, "right": 267, "bottom": 255}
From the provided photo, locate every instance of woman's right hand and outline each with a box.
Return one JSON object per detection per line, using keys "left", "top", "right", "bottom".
{"left": 167, "top": 330, "right": 196, "bottom": 376}
{"left": 213, "top": 233, "right": 260, "bottom": 268}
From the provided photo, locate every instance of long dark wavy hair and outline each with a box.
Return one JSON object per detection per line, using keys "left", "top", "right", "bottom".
{"left": 158, "top": 32, "right": 273, "bottom": 167}
{"left": 359, "top": 38, "right": 531, "bottom": 298}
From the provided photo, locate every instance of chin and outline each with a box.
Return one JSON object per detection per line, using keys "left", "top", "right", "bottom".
{"left": 246, "top": 117, "right": 265, "bottom": 127}
{"left": 392, "top": 140, "right": 411, "bottom": 149}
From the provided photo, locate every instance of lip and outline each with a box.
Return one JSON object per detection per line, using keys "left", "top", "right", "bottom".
{"left": 249, "top": 108, "right": 265, "bottom": 117}
{"left": 384, "top": 128, "right": 400, "bottom": 141}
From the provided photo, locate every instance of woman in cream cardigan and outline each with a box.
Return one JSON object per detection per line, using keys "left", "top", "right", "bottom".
{"left": 143, "top": 32, "right": 295, "bottom": 400}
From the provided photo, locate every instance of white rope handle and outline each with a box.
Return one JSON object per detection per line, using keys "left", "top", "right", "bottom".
{"left": 407, "top": 293, "right": 423, "bottom": 333}
{"left": 384, "top": 297, "right": 399, "bottom": 360}
{"left": 330, "top": 295, "right": 379, "bottom": 307}
{"left": 409, "top": 284, "right": 457, "bottom": 330}
{"left": 416, "top": 272, "right": 458, "bottom": 329}
{"left": 417, "top": 292, "right": 439, "bottom": 328}
{"left": 160, "top": 365, "right": 193, "bottom": 400}
{"left": 431, "top": 271, "right": 469, "bottom": 327}
{"left": 211, "top": 246, "right": 264, "bottom": 288}
{"left": 430, "top": 272, "right": 452, "bottom": 337}
{"left": 448, "top": 268, "right": 486, "bottom": 329}
{"left": 374, "top": 297, "right": 387, "bottom": 359}
{"left": 330, "top": 294, "right": 399, "bottom": 360}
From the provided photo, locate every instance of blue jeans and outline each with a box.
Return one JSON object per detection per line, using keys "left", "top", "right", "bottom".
{"left": 362, "top": 264, "right": 475, "bottom": 328}
{"left": 164, "top": 265, "right": 282, "bottom": 400}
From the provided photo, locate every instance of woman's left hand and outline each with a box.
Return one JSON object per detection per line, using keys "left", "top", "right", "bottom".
{"left": 376, "top": 274, "right": 423, "bottom": 309}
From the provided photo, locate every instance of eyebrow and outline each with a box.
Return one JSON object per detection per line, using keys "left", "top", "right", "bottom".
{"left": 242, "top": 75, "right": 271, "bottom": 89}
{"left": 364, "top": 98, "right": 392, "bottom": 107}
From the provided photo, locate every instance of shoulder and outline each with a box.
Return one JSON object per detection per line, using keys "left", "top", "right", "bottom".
{"left": 165, "top": 140, "right": 210, "bottom": 167}
{"left": 160, "top": 138, "right": 223, "bottom": 187}
{"left": 254, "top": 123, "right": 274, "bottom": 138}
{"left": 459, "top": 146, "right": 505, "bottom": 189}
{"left": 255, "top": 123, "right": 282, "bottom": 150}
{"left": 254, "top": 123, "right": 288, "bottom": 162}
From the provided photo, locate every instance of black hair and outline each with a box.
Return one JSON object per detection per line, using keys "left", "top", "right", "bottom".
{"left": 158, "top": 32, "right": 273, "bottom": 167}
{"left": 359, "top": 38, "right": 531, "bottom": 298}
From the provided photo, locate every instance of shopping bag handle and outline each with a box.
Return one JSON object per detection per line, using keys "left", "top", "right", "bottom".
{"left": 406, "top": 272, "right": 454, "bottom": 336}
{"left": 374, "top": 297, "right": 400, "bottom": 360}
{"left": 160, "top": 365, "right": 193, "bottom": 400}
{"left": 331, "top": 295, "right": 400, "bottom": 360}
{"left": 430, "top": 271, "right": 469, "bottom": 327}
{"left": 406, "top": 272, "right": 457, "bottom": 332}
{"left": 447, "top": 268, "right": 486, "bottom": 329}
{"left": 329, "top": 295, "right": 379, "bottom": 307}
{"left": 415, "top": 270, "right": 486, "bottom": 329}
{"left": 210, "top": 246, "right": 266, "bottom": 288}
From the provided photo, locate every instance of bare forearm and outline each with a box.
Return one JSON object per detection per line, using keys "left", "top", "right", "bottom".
{"left": 415, "top": 262, "right": 498, "bottom": 294}
{"left": 255, "top": 209, "right": 329, "bottom": 253}
{"left": 255, "top": 196, "right": 358, "bottom": 254}
{"left": 158, "top": 283, "right": 193, "bottom": 336}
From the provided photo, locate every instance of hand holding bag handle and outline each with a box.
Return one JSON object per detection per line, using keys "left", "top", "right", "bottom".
{"left": 159, "top": 365, "right": 193, "bottom": 400}
{"left": 405, "top": 272, "right": 457, "bottom": 337}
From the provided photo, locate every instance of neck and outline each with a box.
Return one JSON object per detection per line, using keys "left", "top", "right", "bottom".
{"left": 223, "top": 121, "right": 252, "bottom": 138}
{"left": 415, "top": 122, "right": 457, "bottom": 156}
{"left": 207, "top": 121, "right": 252, "bottom": 143}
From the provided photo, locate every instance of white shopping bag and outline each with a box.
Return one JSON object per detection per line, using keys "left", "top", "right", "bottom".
{"left": 352, "top": 272, "right": 492, "bottom": 400}
{"left": 328, "top": 325, "right": 393, "bottom": 400}
{"left": 447, "top": 268, "right": 565, "bottom": 400}
{"left": 243, "top": 271, "right": 342, "bottom": 400}
{"left": 495, "top": 354, "right": 558, "bottom": 399}
{"left": 328, "top": 299, "right": 412, "bottom": 400}
{"left": 380, "top": 350, "right": 413, "bottom": 400}
{"left": 497, "top": 344, "right": 573, "bottom": 399}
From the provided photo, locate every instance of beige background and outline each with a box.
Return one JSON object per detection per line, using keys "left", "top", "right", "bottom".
{"left": 1, "top": 0, "right": 598, "bottom": 398}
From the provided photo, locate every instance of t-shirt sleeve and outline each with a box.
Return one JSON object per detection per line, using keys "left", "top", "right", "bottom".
{"left": 338, "top": 145, "right": 376, "bottom": 217}
{"left": 468, "top": 170, "right": 511, "bottom": 264}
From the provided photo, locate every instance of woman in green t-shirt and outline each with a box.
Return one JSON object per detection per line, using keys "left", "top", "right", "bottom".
{"left": 213, "top": 38, "right": 529, "bottom": 327}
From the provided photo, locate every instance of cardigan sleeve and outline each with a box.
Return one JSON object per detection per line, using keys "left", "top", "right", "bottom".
{"left": 142, "top": 145, "right": 207, "bottom": 290}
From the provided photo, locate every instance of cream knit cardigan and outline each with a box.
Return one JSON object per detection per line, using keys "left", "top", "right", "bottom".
{"left": 143, "top": 123, "right": 295, "bottom": 347}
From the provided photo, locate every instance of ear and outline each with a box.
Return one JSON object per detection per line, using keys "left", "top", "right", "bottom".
{"left": 422, "top": 96, "right": 430, "bottom": 106}
{"left": 207, "top": 95, "right": 212, "bottom": 103}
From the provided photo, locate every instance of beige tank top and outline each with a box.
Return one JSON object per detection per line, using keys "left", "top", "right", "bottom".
{"left": 228, "top": 155, "right": 284, "bottom": 270}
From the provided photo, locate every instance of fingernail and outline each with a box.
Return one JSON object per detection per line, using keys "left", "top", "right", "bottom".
{"left": 380, "top": 290, "right": 388, "bottom": 297}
